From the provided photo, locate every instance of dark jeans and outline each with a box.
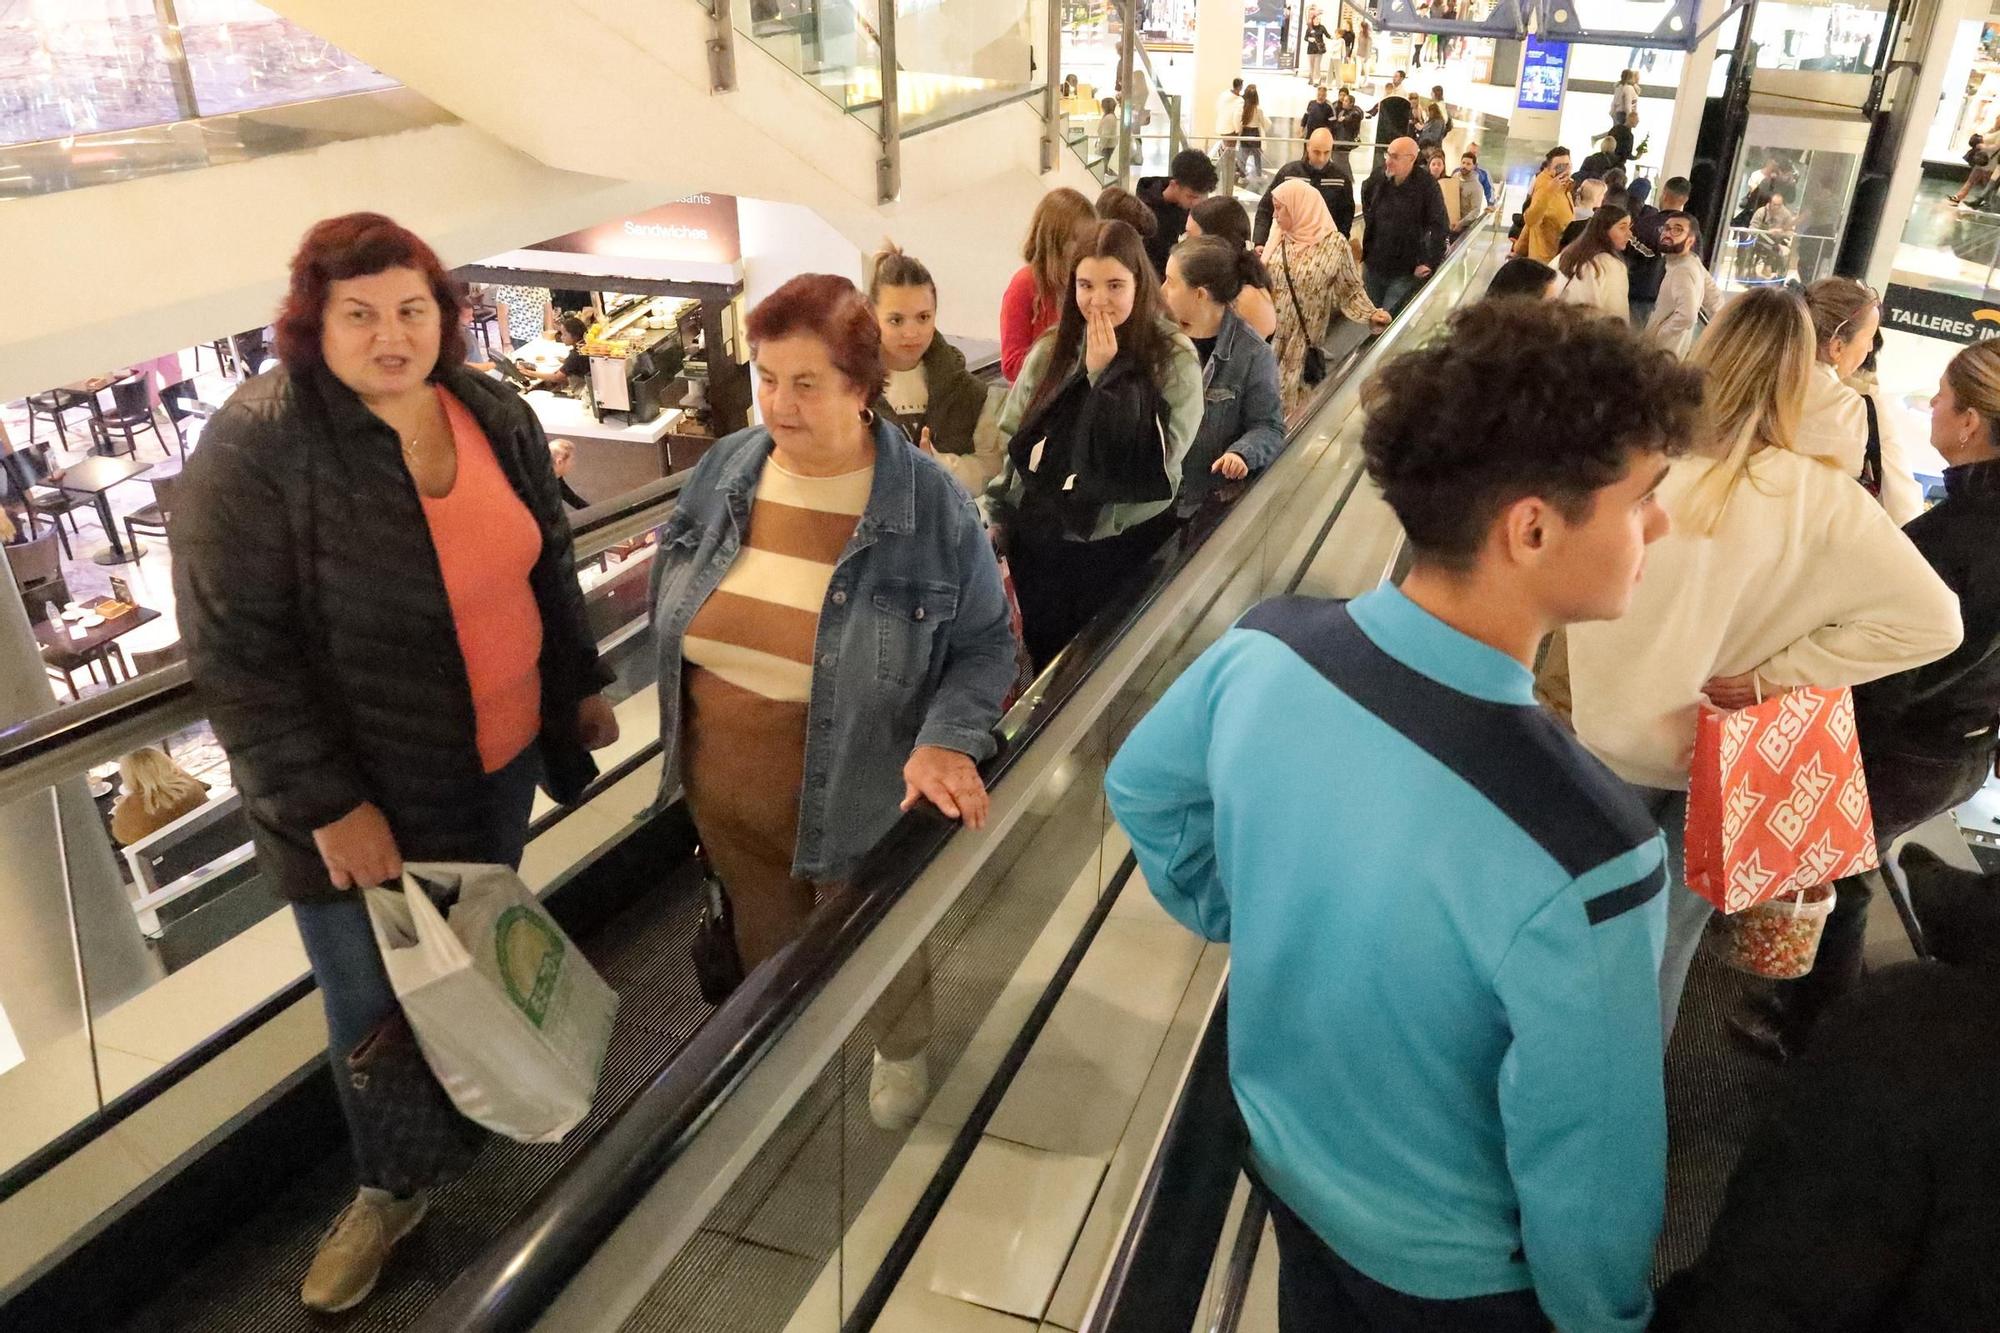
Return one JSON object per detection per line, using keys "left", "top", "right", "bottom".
{"left": 1265, "top": 1187, "right": 1550, "bottom": 1332}
{"left": 1363, "top": 266, "right": 1420, "bottom": 314}
{"left": 1008, "top": 511, "right": 1175, "bottom": 671}
{"left": 292, "top": 743, "right": 544, "bottom": 1191}
{"left": 1774, "top": 745, "right": 1994, "bottom": 1036}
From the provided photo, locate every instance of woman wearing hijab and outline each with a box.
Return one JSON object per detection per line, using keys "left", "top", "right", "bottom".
{"left": 1266, "top": 179, "right": 1386, "bottom": 412}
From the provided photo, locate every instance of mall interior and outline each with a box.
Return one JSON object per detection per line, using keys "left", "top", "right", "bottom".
{"left": 2, "top": 0, "right": 1999, "bottom": 1329}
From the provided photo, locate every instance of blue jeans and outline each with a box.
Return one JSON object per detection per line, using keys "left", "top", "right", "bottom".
{"left": 1364, "top": 267, "right": 1420, "bottom": 314}
{"left": 292, "top": 744, "right": 543, "bottom": 1190}
{"left": 1631, "top": 785, "right": 1703, "bottom": 1042}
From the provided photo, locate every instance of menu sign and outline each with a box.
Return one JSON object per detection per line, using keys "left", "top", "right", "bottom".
{"left": 532, "top": 194, "right": 742, "bottom": 266}
{"left": 1882, "top": 282, "right": 2000, "bottom": 346}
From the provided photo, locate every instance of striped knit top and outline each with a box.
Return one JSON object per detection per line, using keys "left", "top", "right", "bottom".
{"left": 681, "top": 458, "right": 874, "bottom": 701}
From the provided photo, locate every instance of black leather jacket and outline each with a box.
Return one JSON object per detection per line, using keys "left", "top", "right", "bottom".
{"left": 172, "top": 363, "right": 610, "bottom": 902}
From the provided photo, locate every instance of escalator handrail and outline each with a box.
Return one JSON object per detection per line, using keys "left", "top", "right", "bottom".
{"left": 416, "top": 210, "right": 1508, "bottom": 1333}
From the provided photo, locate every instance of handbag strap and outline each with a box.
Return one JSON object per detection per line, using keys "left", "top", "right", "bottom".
{"left": 1278, "top": 241, "right": 1312, "bottom": 339}
{"left": 1859, "top": 392, "right": 1883, "bottom": 497}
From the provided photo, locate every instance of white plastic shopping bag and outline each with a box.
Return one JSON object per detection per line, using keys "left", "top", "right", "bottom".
{"left": 364, "top": 863, "right": 617, "bottom": 1143}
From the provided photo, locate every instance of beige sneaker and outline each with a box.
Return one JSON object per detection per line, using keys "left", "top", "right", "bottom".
{"left": 300, "top": 1186, "right": 429, "bottom": 1313}
{"left": 868, "top": 1050, "right": 930, "bottom": 1131}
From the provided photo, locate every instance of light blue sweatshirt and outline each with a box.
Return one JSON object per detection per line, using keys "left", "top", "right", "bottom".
{"left": 1105, "top": 587, "right": 1669, "bottom": 1332}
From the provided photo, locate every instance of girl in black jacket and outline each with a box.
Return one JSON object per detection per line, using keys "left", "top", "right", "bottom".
{"left": 173, "top": 213, "right": 617, "bottom": 1313}
{"left": 867, "top": 242, "right": 1003, "bottom": 494}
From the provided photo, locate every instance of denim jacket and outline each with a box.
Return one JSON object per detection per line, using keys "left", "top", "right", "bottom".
{"left": 651, "top": 418, "right": 1018, "bottom": 879}
{"left": 1176, "top": 305, "right": 1288, "bottom": 515}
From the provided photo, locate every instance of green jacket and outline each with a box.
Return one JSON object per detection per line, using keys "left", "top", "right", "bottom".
{"left": 876, "top": 336, "right": 1005, "bottom": 495}
{"left": 987, "top": 319, "right": 1203, "bottom": 540}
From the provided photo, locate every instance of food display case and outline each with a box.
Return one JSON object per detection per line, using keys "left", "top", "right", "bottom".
{"left": 583, "top": 296, "right": 688, "bottom": 419}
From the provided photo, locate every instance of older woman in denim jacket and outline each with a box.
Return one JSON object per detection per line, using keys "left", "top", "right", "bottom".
{"left": 650, "top": 275, "right": 1018, "bottom": 1127}
{"left": 1159, "top": 236, "right": 1288, "bottom": 516}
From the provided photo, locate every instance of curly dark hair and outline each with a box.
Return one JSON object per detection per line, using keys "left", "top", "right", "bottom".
{"left": 1361, "top": 300, "right": 1704, "bottom": 568}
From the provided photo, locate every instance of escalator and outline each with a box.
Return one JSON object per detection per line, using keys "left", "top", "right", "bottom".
{"left": 0, "top": 213, "right": 1514, "bottom": 1333}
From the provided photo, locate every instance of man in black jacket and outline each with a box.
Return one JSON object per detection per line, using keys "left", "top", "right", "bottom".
{"left": 1253, "top": 129, "right": 1356, "bottom": 241}
{"left": 1365, "top": 71, "right": 1413, "bottom": 167}
{"left": 1653, "top": 846, "right": 2000, "bottom": 1332}
{"left": 1136, "top": 148, "right": 1220, "bottom": 278}
{"left": 1358, "top": 137, "right": 1447, "bottom": 311}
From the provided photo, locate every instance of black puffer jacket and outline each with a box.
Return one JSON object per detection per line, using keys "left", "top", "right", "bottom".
{"left": 172, "top": 364, "right": 611, "bottom": 903}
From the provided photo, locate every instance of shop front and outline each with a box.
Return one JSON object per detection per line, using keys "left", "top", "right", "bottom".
{"left": 454, "top": 192, "right": 754, "bottom": 509}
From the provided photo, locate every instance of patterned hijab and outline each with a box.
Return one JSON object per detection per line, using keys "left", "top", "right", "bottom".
{"left": 1271, "top": 179, "right": 1336, "bottom": 249}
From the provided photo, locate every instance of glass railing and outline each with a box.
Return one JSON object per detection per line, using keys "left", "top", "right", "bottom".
{"left": 0, "top": 0, "right": 394, "bottom": 149}
{"left": 732, "top": 0, "right": 1051, "bottom": 137}
{"left": 415, "top": 210, "right": 1516, "bottom": 1333}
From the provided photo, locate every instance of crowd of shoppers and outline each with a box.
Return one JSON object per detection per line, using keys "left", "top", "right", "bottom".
{"left": 159, "top": 96, "right": 2000, "bottom": 1330}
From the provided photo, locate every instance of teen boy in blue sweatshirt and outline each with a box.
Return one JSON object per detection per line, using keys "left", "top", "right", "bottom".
{"left": 1106, "top": 299, "right": 1706, "bottom": 1332}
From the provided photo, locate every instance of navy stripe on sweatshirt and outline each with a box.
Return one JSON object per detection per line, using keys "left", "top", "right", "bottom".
{"left": 1238, "top": 597, "right": 1657, "bottom": 878}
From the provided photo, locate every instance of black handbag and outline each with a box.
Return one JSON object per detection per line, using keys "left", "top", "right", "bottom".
{"left": 691, "top": 850, "right": 746, "bottom": 1005}
{"left": 344, "top": 1008, "right": 484, "bottom": 1198}
{"left": 1278, "top": 242, "right": 1329, "bottom": 387}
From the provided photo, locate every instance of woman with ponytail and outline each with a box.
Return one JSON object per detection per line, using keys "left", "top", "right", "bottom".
{"left": 1158, "top": 236, "right": 1286, "bottom": 513}
{"left": 1563, "top": 286, "right": 1963, "bottom": 1039}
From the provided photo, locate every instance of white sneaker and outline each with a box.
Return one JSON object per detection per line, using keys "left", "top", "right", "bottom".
{"left": 869, "top": 1050, "right": 930, "bottom": 1131}
{"left": 300, "top": 1186, "right": 429, "bottom": 1312}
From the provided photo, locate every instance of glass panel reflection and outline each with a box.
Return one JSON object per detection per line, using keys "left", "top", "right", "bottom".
{"left": 0, "top": 0, "right": 181, "bottom": 147}
{"left": 175, "top": 0, "right": 395, "bottom": 116}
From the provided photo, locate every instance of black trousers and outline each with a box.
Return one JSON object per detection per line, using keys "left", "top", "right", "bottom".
{"left": 1775, "top": 744, "right": 1994, "bottom": 1035}
{"left": 1008, "top": 511, "right": 1175, "bottom": 672}
{"left": 1264, "top": 1188, "right": 1550, "bottom": 1332}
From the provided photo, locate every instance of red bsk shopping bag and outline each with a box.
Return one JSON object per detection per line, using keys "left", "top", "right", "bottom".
{"left": 1684, "top": 687, "right": 1879, "bottom": 914}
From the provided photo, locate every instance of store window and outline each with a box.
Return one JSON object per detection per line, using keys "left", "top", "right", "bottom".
{"left": 1749, "top": 0, "right": 1891, "bottom": 72}
{"left": 174, "top": 0, "right": 395, "bottom": 115}
{"left": 0, "top": 0, "right": 182, "bottom": 147}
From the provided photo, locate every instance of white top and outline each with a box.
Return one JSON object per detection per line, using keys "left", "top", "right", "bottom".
{"left": 1215, "top": 90, "right": 1244, "bottom": 138}
{"left": 1646, "top": 253, "right": 1722, "bottom": 359}
{"left": 1797, "top": 363, "right": 1926, "bottom": 526}
{"left": 884, "top": 366, "right": 928, "bottom": 420}
{"left": 1558, "top": 253, "right": 1630, "bottom": 323}
{"left": 1610, "top": 84, "right": 1639, "bottom": 120}
{"left": 1567, "top": 448, "right": 1963, "bottom": 790}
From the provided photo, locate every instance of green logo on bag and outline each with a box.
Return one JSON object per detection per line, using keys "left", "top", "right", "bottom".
{"left": 496, "top": 907, "right": 565, "bottom": 1028}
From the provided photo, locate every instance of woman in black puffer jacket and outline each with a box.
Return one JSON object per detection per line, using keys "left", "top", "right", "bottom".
{"left": 172, "top": 212, "right": 617, "bottom": 1314}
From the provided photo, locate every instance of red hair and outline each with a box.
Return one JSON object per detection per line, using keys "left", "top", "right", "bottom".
{"left": 273, "top": 212, "right": 466, "bottom": 374}
{"left": 745, "top": 273, "right": 884, "bottom": 397}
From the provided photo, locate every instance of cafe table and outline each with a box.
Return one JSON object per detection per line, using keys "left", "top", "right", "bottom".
{"left": 52, "top": 454, "right": 154, "bottom": 565}
{"left": 34, "top": 600, "right": 163, "bottom": 700}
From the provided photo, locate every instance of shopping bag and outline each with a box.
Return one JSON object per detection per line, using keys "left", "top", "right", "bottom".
{"left": 1684, "top": 688, "right": 1879, "bottom": 914}
{"left": 365, "top": 864, "right": 618, "bottom": 1143}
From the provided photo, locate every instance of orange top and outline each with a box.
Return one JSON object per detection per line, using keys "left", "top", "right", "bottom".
{"left": 422, "top": 388, "right": 544, "bottom": 773}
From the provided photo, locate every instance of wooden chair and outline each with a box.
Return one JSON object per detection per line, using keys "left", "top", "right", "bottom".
{"left": 6, "top": 529, "right": 67, "bottom": 622}
{"left": 0, "top": 445, "right": 93, "bottom": 559}
{"left": 97, "top": 375, "right": 185, "bottom": 461}
{"left": 123, "top": 470, "right": 181, "bottom": 554}
{"left": 24, "top": 389, "right": 94, "bottom": 448}
{"left": 128, "top": 640, "right": 186, "bottom": 677}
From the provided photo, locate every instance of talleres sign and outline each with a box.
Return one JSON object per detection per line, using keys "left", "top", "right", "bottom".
{"left": 1883, "top": 281, "right": 2000, "bottom": 346}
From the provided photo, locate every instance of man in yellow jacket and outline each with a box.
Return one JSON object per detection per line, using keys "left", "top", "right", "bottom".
{"left": 1515, "top": 147, "right": 1575, "bottom": 263}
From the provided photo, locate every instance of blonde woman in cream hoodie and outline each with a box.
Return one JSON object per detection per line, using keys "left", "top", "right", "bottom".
{"left": 1798, "top": 277, "right": 1925, "bottom": 524}
{"left": 1565, "top": 287, "right": 1962, "bottom": 1039}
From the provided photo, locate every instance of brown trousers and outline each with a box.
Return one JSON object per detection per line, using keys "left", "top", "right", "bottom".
{"left": 683, "top": 668, "right": 931, "bottom": 1058}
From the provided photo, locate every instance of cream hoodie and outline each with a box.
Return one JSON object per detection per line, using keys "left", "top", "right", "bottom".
{"left": 1798, "top": 362, "right": 1926, "bottom": 525}
{"left": 1567, "top": 447, "right": 1962, "bottom": 790}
